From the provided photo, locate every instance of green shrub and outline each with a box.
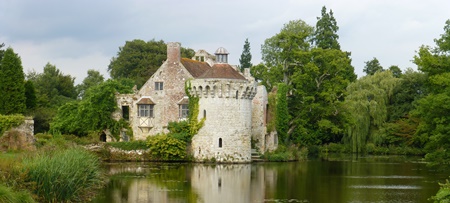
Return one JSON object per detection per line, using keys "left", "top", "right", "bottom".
{"left": 146, "top": 134, "right": 186, "bottom": 160}
{"left": 22, "top": 147, "right": 103, "bottom": 202}
{"left": 0, "top": 114, "right": 25, "bottom": 136}
{"left": 263, "top": 144, "right": 307, "bottom": 162}
{"left": 431, "top": 178, "right": 450, "bottom": 203}
{"left": 0, "top": 184, "right": 35, "bottom": 203}
{"left": 107, "top": 140, "right": 149, "bottom": 150}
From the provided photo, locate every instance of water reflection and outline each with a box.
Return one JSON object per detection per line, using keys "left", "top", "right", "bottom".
{"left": 92, "top": 157, "right": 449, "bottom": 203}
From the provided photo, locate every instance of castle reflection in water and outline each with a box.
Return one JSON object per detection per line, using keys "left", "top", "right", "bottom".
{"left": 96, "top": 163, "right": 278, "bottom": 203}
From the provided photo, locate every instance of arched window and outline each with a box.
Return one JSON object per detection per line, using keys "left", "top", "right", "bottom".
{"left": 203, "top": 110, "right": 206, "bottom": 118}
{"left": 236, "top": 91, "right": 239, "bottom": 99}
{"left": 219, "top": 138, "right": 222, "bottom": 148}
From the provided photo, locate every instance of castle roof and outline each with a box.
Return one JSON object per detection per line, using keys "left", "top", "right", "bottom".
{"left": 180, "top": 58, "right": 211, "bottom": 78}
{"left": 198, "top": 63, "right": 246, "bottom": 80}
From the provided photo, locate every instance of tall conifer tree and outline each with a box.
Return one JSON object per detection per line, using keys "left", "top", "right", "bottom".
{"left": 0, "top": 47, "right": 26, "bottom": 114}
{"left": 239, "top": 38, "right": 252, "bottom": 72}
{"left": 313, "top": 6, "right": 340, "bottom": 50}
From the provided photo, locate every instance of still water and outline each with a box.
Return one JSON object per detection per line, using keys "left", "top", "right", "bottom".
{"left": 91, "top": 155, "right": 449, "bottom": 203}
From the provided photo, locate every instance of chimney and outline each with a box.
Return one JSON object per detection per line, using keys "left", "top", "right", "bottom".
{"left": 167, "top": 42, "right": 181, "bottom": 64}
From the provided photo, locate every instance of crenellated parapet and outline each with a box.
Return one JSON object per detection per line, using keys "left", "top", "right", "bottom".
{"left": 188, "top": 79, "right": 257, "bottom": 100}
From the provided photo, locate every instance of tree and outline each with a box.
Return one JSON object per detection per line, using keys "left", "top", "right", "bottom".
{"left": 0, "top": 47, "right": 26, "bottom": 115}
{"left": 412, "top": 20, "right": 450, "bottom": 161}
{"left": 363, "top": 57, "right": 384, "bottom": 76}
{"left": 261, "top": 20, "right": 314, "bottom": 85}
{"left": 344, "top": 71, "right": 401, "bottom": 152}
{"left": 289, "top": 48, "right": 356, "bottom": 145}
{"left": 313, "top": 6, "right": 340, "bottom": 50}
{"left": 0, "top": 43, "right": 5, "bottom": 60}
{"left": 108, "top": 39, "right": 195, "bottom": 88}
{"left": 388, "top": 65, "right": 402, "bottom": 78}
{"left": 26, "top": 63, "right": 76, "bottom": 133}
{"left": 239, "top": 38, "right": 253, "bottom": 72}
{"left": 51, "top": 79, "right": 134, "bottom": 137}
{"left": 27, "top": 63, "right": 77, "bottom": 108}
{"left": 76, "top": 69, "right": 105, "bottom": 98}
{"left": 24, "top": 80, "right": 37, "bottom": 110}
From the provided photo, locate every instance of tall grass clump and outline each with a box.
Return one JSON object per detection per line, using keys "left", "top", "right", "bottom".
{"left": 22, "top": 147, "right": 103, "bottom": 202}
{"left": 0, "top": 184, "right": 35, "bottom": 203}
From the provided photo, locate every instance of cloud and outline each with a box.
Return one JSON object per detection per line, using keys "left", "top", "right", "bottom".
{"left": 2, "top": 0, "right": 450, "bottom": 83}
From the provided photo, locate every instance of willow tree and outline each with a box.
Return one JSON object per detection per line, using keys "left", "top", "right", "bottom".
{"left": 344, "top": 71, "right": 401, "bottom": 153}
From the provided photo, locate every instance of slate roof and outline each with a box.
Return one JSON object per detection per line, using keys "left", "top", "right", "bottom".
{"left": 180, "top": 58, "right": 211, "bottom": 78}
{"left": 197, "top": 63, "right": 246, "bottom": 80}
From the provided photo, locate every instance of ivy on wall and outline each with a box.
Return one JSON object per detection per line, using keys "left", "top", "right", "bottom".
{"left": 0, "top": 114, "right": 25, "bottom": 136}
{"left": 185, "top": 81, "right": 205, "bottom": 139}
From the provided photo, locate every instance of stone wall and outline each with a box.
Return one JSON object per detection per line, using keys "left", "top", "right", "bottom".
{"left": 190, "top": 79, "right": 257, "bottom": 163}
{"left": 0, "top": 117, "right": 35, "bottom": 151}
{"left": 251, "top": 85, "right": 268, "bottom": 152}
{"left": 115, "top": 42, "right": 193, "bottom": 140}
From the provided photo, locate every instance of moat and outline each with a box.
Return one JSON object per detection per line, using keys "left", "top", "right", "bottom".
{"left": 91, "top": 155, "right": 449, "bottom": 203}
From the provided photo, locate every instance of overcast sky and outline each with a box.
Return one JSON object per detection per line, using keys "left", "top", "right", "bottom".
{"left": 1, "top": 0, "right": 449, "bottom": 84}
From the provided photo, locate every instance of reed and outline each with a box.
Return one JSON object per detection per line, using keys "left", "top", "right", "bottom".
{"left": 22, "top": 147, "right": 103, "bottom": 202}
{"left": 0, "top": 184, "right": 35, "bottom": 203}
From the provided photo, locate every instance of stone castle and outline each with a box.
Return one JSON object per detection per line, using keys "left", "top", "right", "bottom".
{"left": 115, "top": 42, "right": 277, "bottom": 163}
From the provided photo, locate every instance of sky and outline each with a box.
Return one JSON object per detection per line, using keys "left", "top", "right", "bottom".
{"left": 1, "top": 0, "right": 449, "bottom": 84}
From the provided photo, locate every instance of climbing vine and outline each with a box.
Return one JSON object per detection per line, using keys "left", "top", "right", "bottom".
{"left": 276, "top": 83, "right": 290, "bottom": 145}
{"left": 185, "top": 80, "right": 205, "bottom": 138}
{"left": 0, "top": 114, "right": 25, "bottom": 136}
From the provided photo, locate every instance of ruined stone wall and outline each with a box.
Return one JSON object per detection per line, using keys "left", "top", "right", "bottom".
{"left": 251, "top": 85, "right": 268, "bottom": 152}
{"left": 0, "top": 117, "right": 35, "bottom": 151}
{"left": 190, "top": 79, "right": 257, "bottom": 163}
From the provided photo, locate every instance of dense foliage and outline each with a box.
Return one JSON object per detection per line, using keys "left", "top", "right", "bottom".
{"left": 412, "top": 20, "right": 450, "bottom": 163}
{"left": 0, "top": 114, "right": 25, "bottom": 136}
{"left": 51, "top": 79, "right": 134, "bottom": 139}
{"left": 0, "top": 48, "right": 26, "bottom": 115}
{"left": 26, "top": 63, "right": 77, "bottom": 133}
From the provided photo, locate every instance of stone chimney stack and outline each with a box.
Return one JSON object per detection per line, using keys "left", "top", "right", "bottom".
{"left": 167, "top": 42, "right": 181, "bottom": 64}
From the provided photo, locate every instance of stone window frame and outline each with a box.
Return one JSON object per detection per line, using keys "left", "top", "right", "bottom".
{"left": 155, "top": 82, "right": 163, "bottom": 91}
{"left": 179, "top": 104, "right": 189, "bottom": 119}
{"left": 138, "top": 104, "right": 154, "bottom": 118}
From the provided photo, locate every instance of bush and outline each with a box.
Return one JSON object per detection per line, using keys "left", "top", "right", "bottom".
{"left": 431, "top": 178, "right": 450, "bottom": 203}
{"left": 22, "top": 147, "right": 103, "bottom": 202}
{"left": 263, "top": 145, "right": 307, "bottom": 162}
{"left": 146, "top": 134, "right": 186, "bottom": 160}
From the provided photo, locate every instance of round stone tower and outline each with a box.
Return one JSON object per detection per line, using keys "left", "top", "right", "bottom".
{"left": 189, "top": 47, "right": 257, "bottom": 163}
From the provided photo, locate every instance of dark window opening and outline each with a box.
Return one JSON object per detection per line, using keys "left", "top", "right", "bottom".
{"left": 219, "top": 138, "right": 222, "bottom": 148}
{"left": 122, "top": 106, "right": 129, "bottom": 120}
{"left": 100, "top": 133, "right": 106, "bottom": 142}
{"left": 236, "top": 91, "right": 239, "bottom": 99}
{"left": 155, "top": 82, "right": 163, "bottom": 90}
{"left": 203, "top": 110, "right": 206, "bottom": 118}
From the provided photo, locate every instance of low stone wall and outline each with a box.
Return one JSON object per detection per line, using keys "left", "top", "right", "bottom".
{"left": 0, "top": 117, "right": 35, "bottom": 151}
{"left": 85, "top": 143, "right": 152, "bottom": 162}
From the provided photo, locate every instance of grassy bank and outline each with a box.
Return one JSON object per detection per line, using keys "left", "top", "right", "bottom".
{"left": 0, "top": 142, "right": 104, "bottom": 202}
